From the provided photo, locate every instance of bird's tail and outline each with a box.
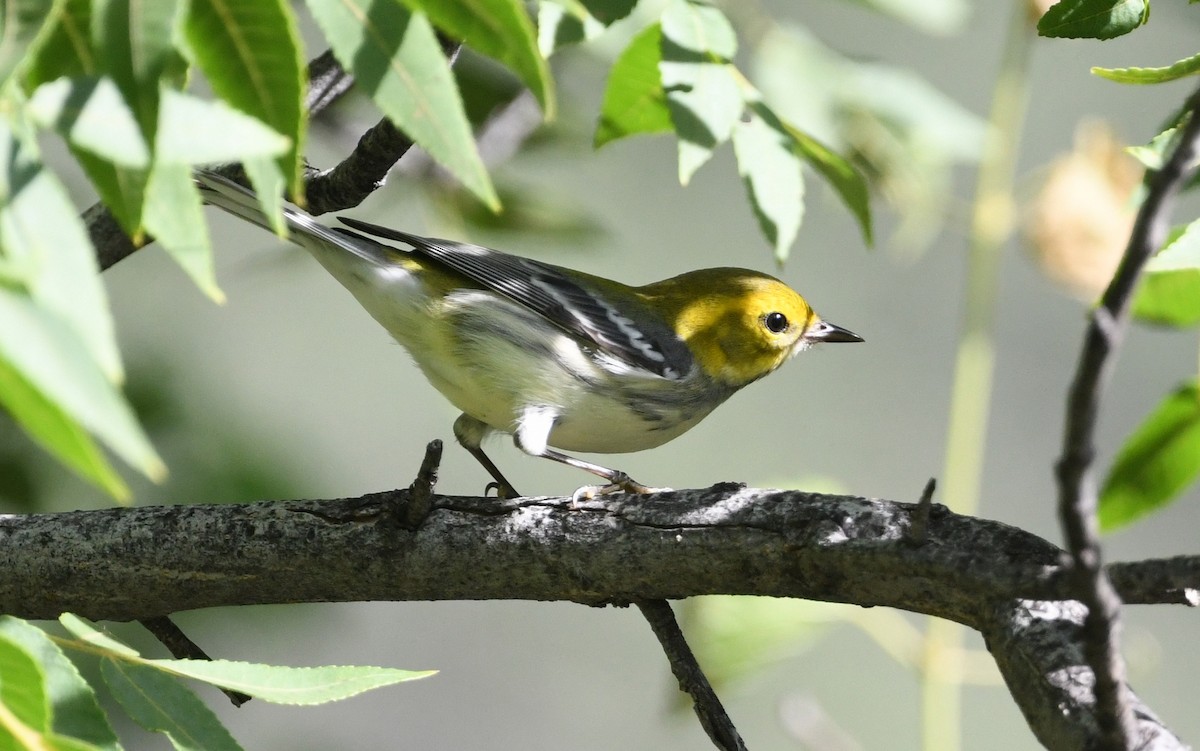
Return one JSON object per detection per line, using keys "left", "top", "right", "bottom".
{"left": 194, "top": 170, "right": 392, "bottom": 267}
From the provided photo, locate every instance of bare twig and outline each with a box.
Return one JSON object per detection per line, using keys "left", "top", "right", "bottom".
{"left": 401, "top": 440, "right": 442, "bottom": 527}
{"left": 635, "top": 600, "right": 747, "bottom": 751}
{"left": 905, "top": 477, "right": 937, "bottom": 546}
{"left": 302, "top": 117, "right": 416, "bottom": 215}
{"left": 1054, "top": 83, "right": 1200, "bottom": 749}
{"left": 139, "top": 616, "right": 251, "bottom": 706}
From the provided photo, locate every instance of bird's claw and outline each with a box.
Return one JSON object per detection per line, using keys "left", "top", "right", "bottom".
{"left": 485, "top": 481, "right": 521, "bottom": 499}
{"left": 570, "top": 477, "right": 672, "bottom": 503}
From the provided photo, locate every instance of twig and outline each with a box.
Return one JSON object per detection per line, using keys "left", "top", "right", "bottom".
{"left": 401, "top": 440, "right": 442, "bottom": 527}
{"left": 635, "top": 600, "right": 747, "bottom": 751}
{"left": 905, "top": 477, "right": 937, "bottom": 546}
{"left": 303, "top": 117, "right": 416, "bottom": 215}
{"left": 1054, "top": 83, "right": 1200, "bottom": 749}
{"left": 139, "top": 616, "right": 251, "bottom": 706}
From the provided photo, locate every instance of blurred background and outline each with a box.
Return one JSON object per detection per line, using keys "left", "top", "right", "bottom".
{"left": 7, "top": 0, "right": 1200, "bottom": 748}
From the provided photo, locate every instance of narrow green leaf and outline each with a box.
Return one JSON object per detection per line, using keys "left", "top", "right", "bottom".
{"left": 0, "top": 353, "right": 129, "bottom": 500}
{"left": 0, "top": 291, "right": 166, "bottom": 488}
{"left": 1125, "top": 126, "right": 1175, "bottom": 170}
{"left": 91, "top": 0, "right": 184, "bottom": 139}
{"left": 22, "top": 0, "right": 95, "bottom": 86}
{"left": 143, "top": 162, "right": 223, "bottom": 304}
{"left": 306, "top": 0, "right": 499, "bottom": 210}
{"left": 536, "top": 1, "right": 603, "bottom": 56}
{"left": 1037, "top": 0, "right": 1148, "bottom": 40}
{"left": 752, "top": 102, "right": 873, "bottom": 246}
{"left": 659, "top": 1, "right": 743, "bottom": 184}
{"left": 0, "top": 0, "right": 58, "bottom": 86}
{"left": 1101, "top": 381, "right": 1200, "bottom": 529}
{"left": 732, "top": 114, "right": 804, "bottom": 262}
{"left": 155, "top": 89, "right": 290, "bottom": 166}
{"left": 402, "top": 0, "right": 555, "bottom": 118}
{"left": 1093, "top": 52, "right": 1200, "bottom": 84}
{"left": 151, "top": 659, "right": 436, "bottom": 705}
{"left": 28, "top": 76, "right": 150, "bottom": 169}
{"left": 0, "top": 634, "right": 49, "bottom": 735}
{"left": 242, "top": 156, "right": 287, "bottom": 237}
{"left": 0, "top": 118, "right": 125, "bottom": 382}
{"left": 660, "top": 55, "right": 742, "bottom": 184}
{"left": 101, "top": 660, "right": 244, "bottom": 751}
{"left": 58, "top": 615, "right": 139, "bottom": 658}
{"left": 595, "top": 23, "right": 671, "bottom": 147}
{"left": 660, "top": 0, "right": 736, "bottom": 58}
{"left": 0, "top": 618, "right": 120, "bottom": 751}
{"left": 1132, "top": 219, "right": 1200, "bottom": 326}
{"left": 182, "top": 0, "right": 306, "bottom": 197}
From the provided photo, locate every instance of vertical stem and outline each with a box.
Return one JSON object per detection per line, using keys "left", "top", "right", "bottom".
{"left": 921, "top": 4, "right": 1036, "bottom": 750}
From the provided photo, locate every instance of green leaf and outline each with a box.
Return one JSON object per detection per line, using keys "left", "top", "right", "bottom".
{"left": 0, "top": 633, "right": 49, "bottom": 736}
{"left": 1101, "top": 381, "right": 1200, "bottom": 529}
{"left": 91, "top": 0, "right": 184, "bottom": 139}
{"left": 182, "top": 0, "right": 306, "bottom": 197}
{"left": 1093, "top": 52, "right": 1200, "bottom": 84}
{"left": 401, "top": 0, "right": 555, "bottom": 118}
{"left": 101, "top": 659, "right": 244, "bottom": 751}
{"left": 1126, "top": 126, "right": 1175, "bottom": 170}
{"left": 732, "top": 113, "right": 804, "bottom": 263}
{"left": 22, "top": 0, "right": 96, "bottom": 86}
{"left": 28, "top": 76, "right": 151, "bottom": 169}
{"left": 595, "top": 23, "right": 672, "bottom": 147}
{"left": 306, "top": 0, "right": 499, "bottom": 210}
{"left": 143, "top": 162, "right": 223, "bottom": 304}
{"left": 752, "top": 102, "right": 873, "bottom": 246}
{"left": 0, "top": 290, "right": 165, "bottom": 489}
{"left": 660, "top": 0, "right": 736, "bottom": 58}
{"left": 0, "top": 618, "right": 120, "bottom": 751}
{"left": 0, "top": 353, "right": 129, "bottom": 500}
{"left": 536, "top": 1, "right": 603, "bottom": 56}
{"left": 0, "top": 0, "right": 58, "bottom": 86}
{"left": 58, "top": 615, "right": 139, "bottom": 658}
{"left": 0, "top": 116, "right": 125, "bottom": 382}
{"left": 150, "top": 659, "right": 437, "bottom": 705}
{"left": 659, "top": 1, "right": 743, "bottom": 184}
{"left": 1132, "top": 219, "right": 1200, "bottom": 326}
{"left": 242, "top": 156, "right": 287, "bottom": 236}
{"left": 1037, "top": 0, "right": 1148, "bottom": 40}
{"left": 154, "top": 88, "right": 291, "bottom": 166}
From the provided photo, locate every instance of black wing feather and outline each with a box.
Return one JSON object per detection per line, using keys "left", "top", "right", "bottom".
{"left": 337, "top": 217, "right": 692, "bottom": 379}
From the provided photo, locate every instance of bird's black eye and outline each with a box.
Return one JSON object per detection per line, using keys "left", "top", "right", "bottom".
{"left": 764, "top": 311, "right": 789, "bottom": 333}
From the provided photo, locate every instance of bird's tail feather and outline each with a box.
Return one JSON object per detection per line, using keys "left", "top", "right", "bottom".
{"left": 194, "top": 170, "right": 392, "bottom": 267}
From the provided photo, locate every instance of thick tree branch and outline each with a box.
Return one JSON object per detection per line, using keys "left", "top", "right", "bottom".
{"left": 1055, "top": 83, "right": 1200, "bottom": 748}
{"left": 0, "top": 487, "right": 1191, "bottom": 749}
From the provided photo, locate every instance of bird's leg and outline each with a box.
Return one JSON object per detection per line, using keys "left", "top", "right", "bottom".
{"left": 534, "top": 447, "right": 672, "bottom": 501}
{"left": 454, "top": 414, "right": 522, "bottom": 499}
{"left": 462, "top": 444, "right": 522, "bottom": 499}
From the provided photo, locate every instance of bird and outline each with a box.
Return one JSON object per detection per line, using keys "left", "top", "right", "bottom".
{"left": 195, "top": 171, "right": 862, "bottom": 498}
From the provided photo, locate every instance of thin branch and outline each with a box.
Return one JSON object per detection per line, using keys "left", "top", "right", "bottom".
{"left": 0, "top": 487, "right": 1190, "bottom": 749}
{"left": 139, "top": 617, "right": 251, "bottom": 706}
{"left": 636, "top": 600, "right": 746, "bottom": 751}
{"left": 1054, "top": 83, "right": 1200, "bottom": 749}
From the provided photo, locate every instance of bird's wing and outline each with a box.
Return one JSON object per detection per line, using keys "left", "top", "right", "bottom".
{"left": 337, "top": 217, "right": 692, "bottom": 379}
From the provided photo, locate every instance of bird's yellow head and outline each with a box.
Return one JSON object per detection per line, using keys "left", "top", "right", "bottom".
{"left": 641, "top": 268, "right": 861, "bottom": 387}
